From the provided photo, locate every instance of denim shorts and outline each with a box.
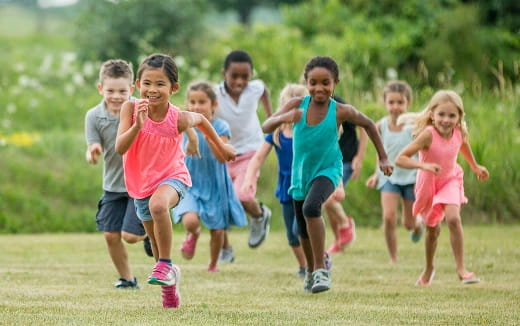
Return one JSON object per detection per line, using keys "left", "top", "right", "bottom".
{"left": 342, "top": 162, "right": 354, "bottom": 185}
{"left": 380, "top": 181, "right": 415, "bottom": 201}
{"left": 134, "top": 179, "right": 188, "bottom": 222}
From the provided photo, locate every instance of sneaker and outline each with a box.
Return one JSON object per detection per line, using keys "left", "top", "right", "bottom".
{"left": 311, "top": 269, "right": 331, "bottom": 293}
{"left": 248, "top": 203, "right": 271, "bottom": 248}
{"left": 324, "top": 252, "right": 332, "bottom": 270}
{"left": 297, "top": 266, "right": 306, "bottom": 278}
{"left": 161, "top": 267, "right": 181, "bottom": 309}
{"left": 143, "top": 236, "right": 153, "bottom": 257}
{"left": 327, "top": 241, "right": 342, "bottom": 254}
{"left": 180, "top": 232, "right": 198, "bottom": 260}
{"left": 148, "top": 261, "right": 179, "bottom": 286}
{"left": 114, "top": 276, "right": 140, "bottom": 289}
{"left": 338, "top": 217, "right": 356, "bottom": 248}
{"left": 218, "top": 247, "right": 235, "bottom": 264}
{"left": 410, "top": 221, "right": 425, "bottom": 243}
{"left": 207, "top": 265, "right": 219, "bottom": 272}
{"left": 303, "top": 270, "right": 313, "bottom": 293}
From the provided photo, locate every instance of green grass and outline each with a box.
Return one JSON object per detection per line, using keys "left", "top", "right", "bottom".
{"left": 1, "top": 225, "right": 519, "bottom": 325}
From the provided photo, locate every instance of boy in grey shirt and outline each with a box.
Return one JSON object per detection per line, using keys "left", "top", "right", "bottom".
{"left": 85, "top": 59, "right": 152, "bottom": 289}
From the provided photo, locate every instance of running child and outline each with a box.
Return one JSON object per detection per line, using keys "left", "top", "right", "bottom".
{"left": 241, "top": 83, "right": 308, "bottom": 277}
{"left": 115, "top": 54, "right": 235, "bottom": 308}
{"left": 365, "top": 80, "right": 424, "bottom": 263}
{"left": 214, "top": 49, "right": 273, "bottom": 261}
{"left": 84, "top": 59, "right": 150, "bottom": 290}
{"left": 262, "top": 56, "right": 393, "bottom": 293}
{"left": 173, "top": 81, "right": 247, "bottom": 272}
{"left": 395, "top": 90, "right": 489, "bottom": 286}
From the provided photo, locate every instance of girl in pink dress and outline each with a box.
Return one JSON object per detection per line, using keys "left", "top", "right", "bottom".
{"left": 116, "top": 54, "right": 235, "bottom": 308}
{"left": 395, "top": 90, "right": 489, "bottom": 286}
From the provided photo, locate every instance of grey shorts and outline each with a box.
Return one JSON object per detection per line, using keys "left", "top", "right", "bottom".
{"left": 134, "top": 179, "right": 188, "bottom": 222}
{"left": 95, "top": 191, "right": 145, "bottom": 236}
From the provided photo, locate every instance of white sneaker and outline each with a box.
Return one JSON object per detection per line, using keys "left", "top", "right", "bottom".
{"left": 248, "top": 203, "right": 271, "bottom": 248}
{"left": 218, "top": 246, "right": 235, "bottom": 263}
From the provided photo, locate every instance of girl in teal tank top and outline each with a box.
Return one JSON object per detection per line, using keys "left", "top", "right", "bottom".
{"left": 262, "top": 56, "right": 393, "bottom": 294}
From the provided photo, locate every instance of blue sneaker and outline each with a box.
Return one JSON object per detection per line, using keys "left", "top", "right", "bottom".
{"left": 114, "top": 276, "right": 140, "bottom": 289}
{"left": 410, "top": 222, "right": 424, "bottom": 243}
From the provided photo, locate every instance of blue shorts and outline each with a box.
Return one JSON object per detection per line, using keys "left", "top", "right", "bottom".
{"left": 134, "top": 179, "right": 188, "bottom": 222}
{"left": 95, "top": 191, "right": 145, "bottom": 236}
{"left": 342, "top": 162, "right": 354, "bottom": 185}
{"left": 380, "top": 181, "right": 415, "bottom": 201}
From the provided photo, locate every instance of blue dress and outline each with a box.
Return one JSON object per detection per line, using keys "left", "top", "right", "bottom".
{"left": 265, "top": 132, "right": 293, "bottom": 204}
{"left": 173, "top": 118, "right": 247, "bottom": 229}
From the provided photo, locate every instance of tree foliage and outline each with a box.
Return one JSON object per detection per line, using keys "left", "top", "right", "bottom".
{"left": 73, "top": 0, "right": 208, "bottom": 67}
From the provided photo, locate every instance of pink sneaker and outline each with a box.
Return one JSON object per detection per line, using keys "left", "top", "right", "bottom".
{"left": 207, "top": 265, "right": 219, "bottom": 272}
{"left": 180, "top": 232, "right": 198, "bottom": 260}
{"left": 161, "top": 282, "right": 181, "bottom": 308}
{"left": 338, "top": 217, "right": 356, "bottom": 248}
{"left": 148, "top": 262, "right": 179, "bottom": 286}
{"left": 327, "top": 241, "right": 343, "bottom": 254}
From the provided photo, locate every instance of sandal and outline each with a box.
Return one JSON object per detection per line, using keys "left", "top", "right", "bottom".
{"left": 415, "top": 270, "right": 435, "bottom": 286}
{"left": 458, "top": 272, "right": 480, "bottom": 284}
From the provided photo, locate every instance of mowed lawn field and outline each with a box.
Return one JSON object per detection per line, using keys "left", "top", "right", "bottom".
{"left": 0, "top": 225, "right": 519, "bottom": 325}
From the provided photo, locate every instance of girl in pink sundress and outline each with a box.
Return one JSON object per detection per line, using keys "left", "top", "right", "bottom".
{"left": 116, "top": 54, "right": 235, "bottom": 308}
{"left": 395, "top": 90, "right": 489, "bottom": 286}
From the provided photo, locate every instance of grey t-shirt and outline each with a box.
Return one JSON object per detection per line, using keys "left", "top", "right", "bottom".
{"left": 84, "top": 100, "right": 126, "bottom": 193}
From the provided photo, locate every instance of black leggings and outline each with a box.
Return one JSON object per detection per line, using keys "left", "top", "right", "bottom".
{"left": 293, "top": 176, "right": 335, "bottom": 239}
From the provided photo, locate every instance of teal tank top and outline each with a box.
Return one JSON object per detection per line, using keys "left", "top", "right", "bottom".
{"left": 289, "top": 96, "right": 343, "bottom": 200}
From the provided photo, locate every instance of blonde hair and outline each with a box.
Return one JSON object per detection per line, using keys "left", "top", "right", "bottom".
{"left": 399, "top": 90, "right": 468, "bottom": 141}
{"left": 272, "top": 83, "right": 308, "bottom": 147}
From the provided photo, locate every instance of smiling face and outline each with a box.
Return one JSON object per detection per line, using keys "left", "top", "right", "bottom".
{"left": 187, "top": 89, "right": 216, "bottom": 121}
{"left": 136, "top": 68, "right": 179, "bottom": 108}
{"left": 431, "top": 101, "right": 461, "bottom": 138}
{"left": 384, "top": 92, "right": 409, "bottom": 118}
{"left": 305, "top": 67, "right": 337, "bottom": 104}
{"left": 97, "top": 77, "right": 134, "bottom": 115}
{"left": 222, "top": 62, "right": 252, "bottom": 99}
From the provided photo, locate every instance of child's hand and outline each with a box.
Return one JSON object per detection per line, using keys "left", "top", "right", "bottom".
{"left": 185, "top": 137, "right": 200, "bottom": 158}
{"left": 86, "top": 143, "right": 102, "bottom": 164}
{"left": 422, "top": 162, "right": 442, "bottom": 175}
{"left": 221, "top": 143, "right": 236, "bottom": 161}
{"left": 379, "top": 158, "right": 393, "bottom": 176}
{"left": 135, "top": 99, "right": 149, "bottom": 128}
{"left": 281, "top": 108, "right": 303, "bottom": 124}
{"left": 474, "top": 165, "right": 489, "bottom": 181}
{"left": 240, "top": 179, "right": 256, "bottom": 198}
{"left": 365, "top": 174, "right": 378, "bottom": 188}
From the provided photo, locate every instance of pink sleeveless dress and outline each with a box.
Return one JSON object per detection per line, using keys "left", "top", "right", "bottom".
{"left": 413, "top": 125, "right": 467, "bottom": 227}
{"left": 123, "top": 101, "right": 191, "bottom": 199}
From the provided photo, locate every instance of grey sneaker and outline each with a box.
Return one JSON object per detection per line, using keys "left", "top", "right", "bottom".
{"left": 297, "top": 267, "right": 306, "bottom": 278}
{"left": 248, "top": 203, "right": 271, "bottom": 248}
{"left": 303, "top": 270, "right": 313, "bottom": 293}
{"left": 218, "top": 246, "right": 235, "bottom": 264}
{"left": 311, "top": 269, "right": 331, "bottom": 293}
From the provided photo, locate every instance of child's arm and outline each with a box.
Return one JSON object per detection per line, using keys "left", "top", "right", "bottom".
{"left": 365, "top": 122, "right": 381, "bottom": 188}
{"left": 262, "top": 97, "right": 303, "bottom": 133}
{"left": 183, "top": 128, "right": 200, "bottom": 158}
{"left": 207, "top": 133, "right": 233, "bottom": 163}
{"left": 337, "top": 104, "right": 392, "bottom": 176}
{"left": 86, "top": 143, "right": 103, "bottom": 164}
{"left": 115, "top": 100, "right": 147, "bottom": 155}
{"left": 351, "top": 127, "right": 368, "bottom": 180}
{"left": 395, "top": 129, "right": 441, "bottom": 175}
{"left": 240, "top": 141, "right": 273, "bottom": 196}
{"left": 178, "top": 111, "right": 236, "bottom": 161}
{"left": 460, "top": 140, "right": 489, "bottom": 181}
{"left": 260, "top": 88, "right": 273, "bottom": 118}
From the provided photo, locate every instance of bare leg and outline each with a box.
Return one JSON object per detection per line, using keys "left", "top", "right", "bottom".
{"left": 104, "top": 231, "right": 133, "bottom": 280}
{"left": 306, "top": 217, "right": 326, "bottom": 270}
{"left": 148, "top": 185, "right": 180, "bottom": 260}
{"left": 291, "top": 245, "right": 307, "bottom": 268}
{"left": 241, "top": 199, "right": 262, "bottom": 217}
{"left": 299, "top": 236, "right": 314, "bottom": 272}
{"left": 222, "top": 231, "right": 231, "bottom": 249}
{"left": 420, "top": 223, "right": 441, "bottom": 283}
{"left": 209, "top": 229, "right": 225, "bottom": 268}
{"left": 444, "top": 204, "right": 472, "bottom": 277}
{"left": 121, "top": 231, "right": 146, "bottom": 244}
{"left": 381, "top": 192, "right": 400, "bottom": 263}
{"left": 182, "top": 212, "right": 201, "bottom": 236}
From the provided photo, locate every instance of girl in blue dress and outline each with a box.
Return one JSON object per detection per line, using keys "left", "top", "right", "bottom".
{"left": 173, "top": 81, "right": 247, "bottom": 272}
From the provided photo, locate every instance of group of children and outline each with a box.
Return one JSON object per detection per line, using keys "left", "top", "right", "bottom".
{"left": 85, "top": 50, "right": 489, "bottom": 308}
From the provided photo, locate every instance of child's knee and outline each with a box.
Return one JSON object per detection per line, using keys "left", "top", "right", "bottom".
{"left": 302, "top": 201, "right": 321, "bottom": 218}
